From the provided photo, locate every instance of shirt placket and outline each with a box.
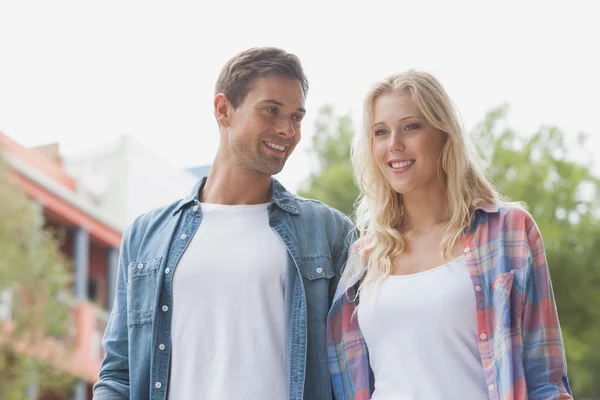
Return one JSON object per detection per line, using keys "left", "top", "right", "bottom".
{"left": 151, "top": 202, "right": 202, "bottom": 399}
{"left": 461, "top": 233, "right": 500, "bottom": 400}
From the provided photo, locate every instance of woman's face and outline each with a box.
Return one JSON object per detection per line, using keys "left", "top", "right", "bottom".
{"left": 371, "top": 89, "right": 446, "bottom": 196}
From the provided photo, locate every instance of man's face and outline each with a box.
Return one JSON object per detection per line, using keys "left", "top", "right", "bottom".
{"left": 221, "top": 75, "right": 306, "bottom": 176}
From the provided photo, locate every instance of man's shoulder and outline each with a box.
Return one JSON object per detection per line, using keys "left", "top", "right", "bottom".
{"left": 292, "top": 193, "right": 351, "bottom": 225}
{"left": 124, "top": 198, "right": 184, "bottom": 243}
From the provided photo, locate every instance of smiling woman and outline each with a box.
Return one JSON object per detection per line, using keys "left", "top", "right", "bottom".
{"left": 327, "top": 69, "right": 573, "bottom": 400}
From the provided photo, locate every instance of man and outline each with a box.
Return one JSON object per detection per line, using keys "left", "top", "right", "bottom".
{"left": 93, "top": 47, "right": 355, "bottom": 400}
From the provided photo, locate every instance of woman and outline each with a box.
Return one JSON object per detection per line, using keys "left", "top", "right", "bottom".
{"left": 327, "top": 70, "right": 572, "bottom": 400}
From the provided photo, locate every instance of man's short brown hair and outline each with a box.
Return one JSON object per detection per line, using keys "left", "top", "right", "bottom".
{"left": 215, "top": 47, "right": 309, "bottom": 109}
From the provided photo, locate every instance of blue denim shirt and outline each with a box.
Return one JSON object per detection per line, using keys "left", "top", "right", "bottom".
{"left": 93, "top": 177, "right": 355, "bottom": 400}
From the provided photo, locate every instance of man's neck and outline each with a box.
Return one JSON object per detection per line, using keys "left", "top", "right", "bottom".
{"left": 200, "top": 162, "right": 272, "bottom": 205}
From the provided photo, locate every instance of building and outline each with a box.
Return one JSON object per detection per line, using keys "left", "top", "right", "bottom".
{"left": 62, "top": 135, "right": 201, "bottom": 228}
{"left": 0, "top": 132, "right": 207, "bottom": 399}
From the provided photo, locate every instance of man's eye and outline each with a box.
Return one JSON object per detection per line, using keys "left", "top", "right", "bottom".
{"left": 265, "top": 107, "right": 277, "bottom": 114}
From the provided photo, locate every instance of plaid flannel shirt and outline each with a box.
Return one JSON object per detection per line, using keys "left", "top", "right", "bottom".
{"left": 327, "top": 205, "right": 572, "bottom": 400}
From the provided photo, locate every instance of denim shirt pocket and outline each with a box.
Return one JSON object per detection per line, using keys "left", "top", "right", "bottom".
{"left": 300, "top": 256, "right": 335, "bottom": 323}
{"left": 127, "top": 257, "right": 162, "bottom": 327}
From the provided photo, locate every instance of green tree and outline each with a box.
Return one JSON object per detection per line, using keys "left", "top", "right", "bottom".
{"left": 471, "top": 106, "right": 600, "bottom": 398}
{"left": 298, "top": 105, "right": 359, "bottom": 217}
{"left": 0, "top": 155, "right": 74, "bottom": 398}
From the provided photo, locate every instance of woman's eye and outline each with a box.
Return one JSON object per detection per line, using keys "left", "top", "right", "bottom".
{"left": 374, "top": 129, "right": 389, "bottom": 136}
{"left": 405, "top": 123, "right": 420, "bottom": 131}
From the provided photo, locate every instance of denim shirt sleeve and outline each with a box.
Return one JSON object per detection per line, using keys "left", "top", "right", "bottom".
{"left": 93, "top": 227, "right": 132, "bottom": 400}
{"left": 329, "top": 215, "right": 357, "bottom": 306}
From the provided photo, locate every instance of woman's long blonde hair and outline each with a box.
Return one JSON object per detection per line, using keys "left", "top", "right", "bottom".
{"left": 352, "top": 70, "right": 504, "bottom": 294}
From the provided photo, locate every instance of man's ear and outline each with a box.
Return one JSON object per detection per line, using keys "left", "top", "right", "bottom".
{"left": 214, "top": 93, "right": 232, "bottom": 128}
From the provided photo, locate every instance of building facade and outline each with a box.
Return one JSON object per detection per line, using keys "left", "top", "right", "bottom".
{"left": 0, "top": 132, "right": 207, "bottom": 399}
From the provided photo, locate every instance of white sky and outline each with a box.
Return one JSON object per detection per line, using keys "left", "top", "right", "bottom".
{"left": 1, "top": 0, "right": 598, "bottom": 192}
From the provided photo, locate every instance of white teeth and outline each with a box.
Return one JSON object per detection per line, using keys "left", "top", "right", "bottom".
{"left": 391, "top": 160, "right": 414, "bottom": 169}
{"left": 265, "top": 141, "right": 286, "bottom": 152}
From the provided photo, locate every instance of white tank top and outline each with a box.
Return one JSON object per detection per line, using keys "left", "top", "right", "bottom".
{"left": 357, "top": 256, "right": 489, "bottom": 400}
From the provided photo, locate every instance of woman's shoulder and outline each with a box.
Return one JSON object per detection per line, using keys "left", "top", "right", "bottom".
{"left": 474, "top": 203, "right": 543, "bottom": 250}
{"left": 350, "top": 235, "right": 374, "bottom": 255}
{"left": 339, "top": 235, "right": 373, "bottom": 284}
{"left": 476, "top": 202, "right": 537, "bottom": 228}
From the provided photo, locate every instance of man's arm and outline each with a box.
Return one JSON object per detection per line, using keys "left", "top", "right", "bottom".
{"left": 93, "top": 229, "right": 132, "bottom": 399}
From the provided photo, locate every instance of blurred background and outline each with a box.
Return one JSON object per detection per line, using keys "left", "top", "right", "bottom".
{"left": 1, "top": 0, "right": 598, "bottom": 398}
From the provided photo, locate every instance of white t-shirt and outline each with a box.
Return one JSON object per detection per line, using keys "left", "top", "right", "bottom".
{"left": 357, "top": 256, "right": 489, "bottom": 400}
{"left": 168, "top": 202, "right": 288, "bottom": 400}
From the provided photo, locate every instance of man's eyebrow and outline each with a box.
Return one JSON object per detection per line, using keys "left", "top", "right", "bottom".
{"left": 262, "top": 99, "right": 306, "bottom": 114}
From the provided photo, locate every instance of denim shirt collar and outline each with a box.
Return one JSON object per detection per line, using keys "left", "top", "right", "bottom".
{"left": 172, "top": 176, "right": 299, "bottom": 216}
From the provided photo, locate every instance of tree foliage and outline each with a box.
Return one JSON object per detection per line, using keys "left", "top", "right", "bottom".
{"left": 0, "top": 156, "right": 74, "bottom": 398}
{"left": 298, "top": 105, "right": 359, "bottom": 217}
{"left": 472, "top": 106, "right": 600, "bottom": 398}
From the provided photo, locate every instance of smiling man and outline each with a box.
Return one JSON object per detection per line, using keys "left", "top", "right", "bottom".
{"left": 93, "top": 47, "right": 356, "bottom": 400}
